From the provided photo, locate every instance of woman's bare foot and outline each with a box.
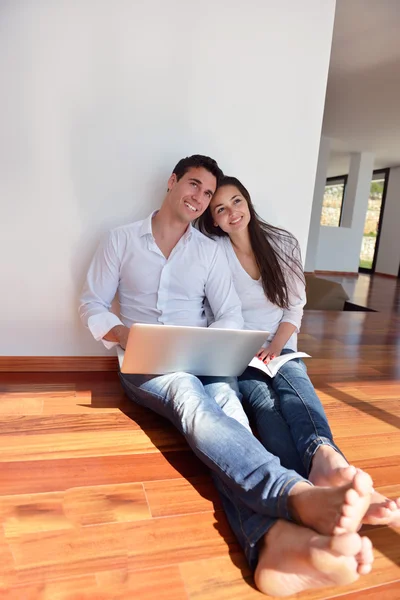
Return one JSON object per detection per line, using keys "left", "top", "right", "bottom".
{"left": 254, "top": 520, "right": 374, "bottom": 597}
{"left": 308, "top": 452, "right": 398, "bottom": 528}
{"left": 363, "top": 491, "right": 400, "bottom": 526}
{"left": 308, "top": 445, "right": 356, "bottom": 487}
{"left": 289, "top": 471, "right": 373, "bottom": 535}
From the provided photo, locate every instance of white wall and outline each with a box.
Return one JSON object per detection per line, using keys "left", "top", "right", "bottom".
{"left": 305, "top": 136, "right": 330, "bottom": 272}
{"left": 1, "top": 0, "right": 336, "bottom": 356}
{"left": 375, "top": 167, "right": 400, "bottom": 276}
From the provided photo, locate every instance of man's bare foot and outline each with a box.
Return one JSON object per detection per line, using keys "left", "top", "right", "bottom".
{"left": 289, "top": 471, "right": 373, "bottom": 535}
{"left": 363, "top": 491, "right": 400, "bottom": 526}
{"left": 308, "top": 445, "right": 356, "bottom": 487}
{"left": 254, "top": 520, "right": 373, "bottom": 597}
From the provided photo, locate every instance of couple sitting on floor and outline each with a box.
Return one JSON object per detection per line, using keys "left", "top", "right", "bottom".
{"left": 79, "top": 154, "right": 400, "bottom": 598}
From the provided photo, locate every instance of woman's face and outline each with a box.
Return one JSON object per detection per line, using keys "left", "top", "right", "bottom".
{"left": 210, "top": 185, "right": 251, "bottom": 234}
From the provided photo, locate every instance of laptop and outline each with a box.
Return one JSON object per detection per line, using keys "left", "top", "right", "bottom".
{"left": 117, "top": 323, "right": 269, "bottom": 377}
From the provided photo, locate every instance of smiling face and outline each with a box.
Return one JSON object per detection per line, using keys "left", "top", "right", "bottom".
{"left": 210, "top": 185, "right": 251, "bottom": 234}
{"left": 166, "top": 167, "right": 217, "bottom": 224}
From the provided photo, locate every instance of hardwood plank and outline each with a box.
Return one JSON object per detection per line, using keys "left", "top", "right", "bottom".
{"left": 8, "top": 523, "right": 129, "bottom": 583}
{"left": 6, "top": 513, "right": 239, "bottom": 583}
{"left": 353, "top": 457, "right": 400, "bottom": 488}
{"left": 0, "top": 396, "right": 44, "bottom": 416}
{"left": 328, "top": 580, "right": 400, "bottom": 599}
{"left": 0, "top": 566, "right": 188, "bottom": 600}
{"left": 95, "top": 565, "right": 188, "bottom": 600}
{"left": 0, "top": 491, "right": 71, "bottom": 538}
{"left": 0, "top": 383, "right": 75, "bottom": 393}
{"left": 0, "top": 428, "right": 186, "bottom": 462}
{"left": 0, "top": 413, "right": 143, "bottom": 436}
{"left": 0, "top": 530, "right": 16, "bottom": 588}
{"left": 0, "top": 483, "right": 150, "bottom": 538}
{"left": 0, "top": 451, "right": 208, "bottom": 495}
{"left": 179, "top": 553, "right": 259, "bottom": 599}
{"left": 325, "top": 408, "right": 400, "bottom": 437}
{"left": 63, "top": 483, "right": 151, "bottom": 527}
{"left": 0, "top": 356, "right": 118, "bottom": 372}
{"left": 125, "top": 512, "right": 241, "bottom": 571}
{"left": 332, "top": 434, "right": 400, "bottom": 461}
{"left": 144, "top": 476, "right": 222, "bottom": 517}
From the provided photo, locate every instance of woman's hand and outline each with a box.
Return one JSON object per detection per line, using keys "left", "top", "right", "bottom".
{"left": 256, "top": 341, "right": 283, "bottom": 364}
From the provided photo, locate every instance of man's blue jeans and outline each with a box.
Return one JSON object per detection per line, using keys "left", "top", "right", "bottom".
{"left": 239, "top": 349, "right": 345, "bottom": 478}
{"left": 119, "top": 371, "right": 306, "bottom": 520}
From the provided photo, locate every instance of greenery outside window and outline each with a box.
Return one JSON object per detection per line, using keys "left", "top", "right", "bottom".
{"left": 321, "top": 175, "right": 347, "bottom": 227}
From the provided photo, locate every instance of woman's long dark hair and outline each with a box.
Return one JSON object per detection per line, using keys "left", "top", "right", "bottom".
{"left": 197, "top": 176, "right": 305, "bottom": 310}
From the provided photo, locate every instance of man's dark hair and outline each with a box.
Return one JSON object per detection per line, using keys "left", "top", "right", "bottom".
{"left": 172, "top": 155, "right": 223, "bottom": 184}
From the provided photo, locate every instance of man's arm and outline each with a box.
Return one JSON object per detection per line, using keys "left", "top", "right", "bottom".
{"left": 103, "top": 324, "right": 130, "bottom": 349}
{"left": 79, "top": 231, "right": 125, "bottom": 348}
{"left": 205, "top": 245, "right": 244, "bottom": 330}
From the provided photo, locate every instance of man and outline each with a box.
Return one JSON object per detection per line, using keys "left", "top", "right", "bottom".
{"left": 79, "top": 155, "right": 373, "bottom": 596}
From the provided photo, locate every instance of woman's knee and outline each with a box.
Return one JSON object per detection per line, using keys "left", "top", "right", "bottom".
{"left": 240, "top": 381, "right": 276, "bottom": 411}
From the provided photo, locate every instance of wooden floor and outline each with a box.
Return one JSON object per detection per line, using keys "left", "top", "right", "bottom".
{"left": 1, "top": 276, "right": 400, "bottom": 599}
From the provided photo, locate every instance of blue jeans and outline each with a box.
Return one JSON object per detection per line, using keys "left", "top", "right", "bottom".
{"left": 239, "top": 349, "right": 345, "bottom": 477}
{"left": 119, "top": 371, "right": 306, "bottom": 527}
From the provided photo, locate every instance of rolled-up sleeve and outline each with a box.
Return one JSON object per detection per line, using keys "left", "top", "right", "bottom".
{"left": 79, "top": 231, "right": 124, "bottom": 347}
{"left": 205, "top": 245, "right": 244, "bottom": 330}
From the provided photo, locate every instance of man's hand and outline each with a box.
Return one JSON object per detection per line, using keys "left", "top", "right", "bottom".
{"left": 256, "top": 341, "right": 283, "bottom": 365}
{"left": 103, "top": 325, "right": 130, "bottom": 349}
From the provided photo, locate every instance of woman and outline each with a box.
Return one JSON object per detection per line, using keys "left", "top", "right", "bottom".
{"left": 198, "top": 175, "right": 400, "bottom": 524}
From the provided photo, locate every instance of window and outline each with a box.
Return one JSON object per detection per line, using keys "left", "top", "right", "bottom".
{"left": 359, "top": 169, "right": 389, "bottom": 272}
{"left": 320, "top": 175, "right": 347, "bottom": 227}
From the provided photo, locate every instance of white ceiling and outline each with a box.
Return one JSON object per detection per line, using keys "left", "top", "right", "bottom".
{"left": 323, "top": 0, "right": 400, "bottom": 176}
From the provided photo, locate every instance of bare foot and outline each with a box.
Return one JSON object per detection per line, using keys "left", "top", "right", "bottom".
{"left": 254, "top": 520, "right": 373, "bottom": 597}
{"left": 363, "top": 491, "right": 400, "bottom": 527}
{"left": 289, "top": 471, "right": 373, "bottom": 535}
{"left": 308, "top": 445, "right": 356, "bottom": 487}
{"left": 308, "top": 454, "right": 398, "bottom": 528}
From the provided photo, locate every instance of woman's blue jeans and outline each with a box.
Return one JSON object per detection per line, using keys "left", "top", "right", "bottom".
{"left": 239, "top": 349, "right": 345, "bottom": 478}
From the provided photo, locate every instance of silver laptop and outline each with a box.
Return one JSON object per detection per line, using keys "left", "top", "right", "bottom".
{"left": 117, "top": 323, "right": 269, "bottom": 377}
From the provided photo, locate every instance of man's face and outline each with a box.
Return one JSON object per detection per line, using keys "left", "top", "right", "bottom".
{"left": 166, "top": 167, "right": 217, "bottom": 223}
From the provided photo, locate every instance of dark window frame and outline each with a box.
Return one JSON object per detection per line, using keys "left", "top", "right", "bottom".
{"left": 322, "top": 174, "right": 348, "bottom": 227}
{"left": 359, "top": 167, "right": 390, "bottom": 274}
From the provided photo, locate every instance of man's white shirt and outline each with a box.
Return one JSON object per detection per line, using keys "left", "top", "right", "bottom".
{"left": 79, "top": 212, "right": 244, "bottom": 348}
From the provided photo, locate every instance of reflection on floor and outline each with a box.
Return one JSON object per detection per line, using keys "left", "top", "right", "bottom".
{"left": 318, "top": 273, "right": 400, "bottom": 313}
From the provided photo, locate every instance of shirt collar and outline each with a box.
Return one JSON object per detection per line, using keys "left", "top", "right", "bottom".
{"left": 139, "top": 211, "right": 158, "bottom": 238}
{"left": 139, "top": 211, "right": 193, "bottom": 243}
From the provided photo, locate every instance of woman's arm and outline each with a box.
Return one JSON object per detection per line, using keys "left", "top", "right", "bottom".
{"left": 257, "top": 238, "right": 306, "bottom": 364}
{"left": 257, "top": 322, "right": 297, "bottom": 363}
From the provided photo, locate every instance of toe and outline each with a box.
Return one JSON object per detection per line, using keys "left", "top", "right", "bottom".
{"left": 353, "top": 472, "right": 373, "bottom": 496}
{"left": 345, "top": 488, "right": 359, "bottom": 506}
{"left": 342, "top": 465, "right": 357, "bottom": 479}
{"left": 329, "top": 532, "right": 362, "bottom": 556}
{"left": 358, "top": 536, "right": 374, "bottom": 566}
{"left": 357, "top": 563, "right": 372, "bottom": 575}
{"left": 342, "top": 503, "right": 356, "bottom": 518}
{"left": 337, "top": 515, "right": 355, "bottom": 532}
